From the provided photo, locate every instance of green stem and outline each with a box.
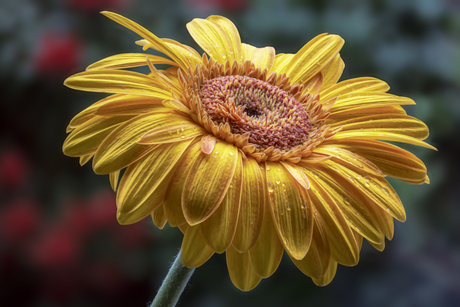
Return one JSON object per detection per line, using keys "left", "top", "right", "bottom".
{"left": 150, "top": 249, "right": 195, "bottom": 307}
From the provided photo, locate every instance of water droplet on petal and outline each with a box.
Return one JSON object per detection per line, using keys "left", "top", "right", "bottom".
{"left": 381, "top": 188, "right": 389, "bottom": 196}
{"left": 287, "top": 205, "right": 291, "bottom": 211}
{"left": 344, "top": 198, "right": 351, "bottom": 206}
{"left": 275, "top": 178, "right": 281, "bottom": 184}
{"left": 267, "top": 182, "right": 274, "bottom": 193}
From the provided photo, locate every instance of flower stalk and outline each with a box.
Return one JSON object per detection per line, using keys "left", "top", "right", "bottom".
{"left": 150, "top": 250, "right": 195, "bottom": 307}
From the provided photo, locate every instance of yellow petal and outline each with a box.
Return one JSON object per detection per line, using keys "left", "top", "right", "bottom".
{"left": 241, "top": 43, "right": 275, "bottom": 71}
{"left": 328, "top": 105, "right": 406, "bottom": 121}
{"left": 200, "top": 153, "right": 242, "bottom": 253}
{"left": 307, "top": 165, "right": 386, "bottom": 244}
{"left": 109, "top": 170, "right": 120, "bottom": 191}
{"left": 371, "top": 240, "right": 385, "bottom": 252}
{"left": 381, "top": 208, "right": 395, "bottom": 240}
{"left": 321, "top": 77, "right": 390, "bottom": 102}
{"left": 270, "top": 53, "right": 294, "bottom": 73}
{"left": 312, "top": 259, "right": 337, "bottom": 286}
{"left": 331, "top": 93, "right": 415, "bottom": 115}
{"left": 63, "top": 115, "right": 133, "bottom": 157}
{"left": 137, "top": 38, "right": 203, "bottom": 67}
{"left": 334, "top": 114, "right": 429, "bottom": 140}
{"left": 206, "top": 15, "right": 243, "bottom": 63}
{"left": 265, "top": 162, "right": 313, "bottom": 260}
{"left": 284, "top": 34, "right": 344, "bottom": 85}
{"left": 163, "top": 141, "right": 202, "bottom": 227}
{"left": 101, "top": 11, "right": 191, "bottom": 69}
{"left": 313, "top": 146, "right": 383, "bottom": 176}
{"left": 280, "top": 161, "right": 310, "bottom": 189}
{"left": 161, "top": 99, "right": 191, "bottom": 114}
{"left": 290, "top": 219, "right": 331, "bottom": 278}
{"left": 138, "top": 119, "right": 206, "bottom": 145}
{"left": 305, "top": 174, "right": 360, "bottom": 266}
{"left": 226, "top": 246, "right": 262, "bottom": 291}
{"left": 181, "top": 225, "right": 214, "bottom": 268}
{"left": 330, "top": 139, "right": 427, "bottom": 182}
{"left": 93, "top": 113, "right": 191, "bottom": 174}
{"left": 68, "top": 94, "right": 148, "bottom": 128}
{"left": 324, "top": 160, "right": 406, "bottom": 222}
{"left": 182, "top": 141, "right": 238, "bottom": 225}
{"left": 321, "top": 53, "right": 344, "bottom": 89}
{"left": 95, "top": 96, "right": 168, "bottom": 116}
{"left": 79, "top": 154, "right": 93, "bottom": 166}
{"left": 232, "top": 158, "right": 264, "bottom": 252}
{"left": 187, "top": 16, "right": 242, "bottom": 64}
{"left": 86, "top": 53, "right": 178, "bottom": 71}
{"left": 116, "top": 140, "right": 193, "bottom": 224}
{"left": 151, "top": 204, "right": 167, "bottom": 229}
{"left": 248, "top": 172, "right": 284, "bottom": 278}
{"left": 332, "top": 130, "right": 436, "bottom": 150}
{"left": 64, "top": 70, "right": 172, "bottom": 99}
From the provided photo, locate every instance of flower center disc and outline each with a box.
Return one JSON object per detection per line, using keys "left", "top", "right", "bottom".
{"left": 200, "top": 75, "right": 312, "bottom": 150}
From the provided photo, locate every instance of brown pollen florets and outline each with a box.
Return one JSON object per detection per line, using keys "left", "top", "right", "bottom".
{"left": 200, "top": 75, "right": 312, "bottom": 151}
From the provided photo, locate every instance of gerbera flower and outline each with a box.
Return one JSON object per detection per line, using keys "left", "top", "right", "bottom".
{"left": 63, "top": 12, "right": 434, "bottom": 291}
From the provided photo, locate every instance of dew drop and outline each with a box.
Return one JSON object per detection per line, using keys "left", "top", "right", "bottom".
{"left": 276, "top": 178, "right": 281, "bottom": 184}
{"left": 214, "top": 150, "right": 219, "bottom": 155}
{"left": 301, "top": 204, "right": 306, "bottom": 209}
{"left": 192, "top": 126, "right": 197, "bottom": 131}
{"left": 287, "top": 205, "right": 291, "bottom": 211}
{"left": 266, "top": 165, "right": 271, "bottom": 171}
{"left": 212, "top": 155, "right": 217, "bottom": 159}
{"left": 386, "top": 208, "right": 391, "bottom": 213}
{"left": 344, "top": 198, "right": 351, "bottom": 206}
{"left": 365, "top": 181, "right": 370, "bottom": 187}
{"left": 228, "top": 151, "right": 234, "bottom": 156}
{"left": 356, "top": 175, "right": 361, "bottom": 180}
{"left": 267, "top": 182, "right": 274, "bottom": 193}
{"left": 167, "top": 130, "right": 173, "bottom": 136}
{"left": 229, "top": 184, "right": 233, "bottom": 189}
{"left": 348, "top": 177, "right": 355, "bottom": 183}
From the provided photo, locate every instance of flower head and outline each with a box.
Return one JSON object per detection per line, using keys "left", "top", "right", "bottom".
{"left": 63, "top": 12, "right": 434, "bottom": 291}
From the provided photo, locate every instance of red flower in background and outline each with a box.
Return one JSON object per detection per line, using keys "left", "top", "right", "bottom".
{"left": 0, "top": 148, "right": 29, "bottom": 190}
{"left": 34, "top": 31, "right": 83, "bottom": 76}
{"left": 0, "top": 199, "right": 41, "bottom": 243}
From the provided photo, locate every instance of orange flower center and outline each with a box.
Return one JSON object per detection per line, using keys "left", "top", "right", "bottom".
{"left": 199, "top": 75, "right": 312, "bottom": 150}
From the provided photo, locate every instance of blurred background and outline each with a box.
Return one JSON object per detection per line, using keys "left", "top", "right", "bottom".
{"left": 1, "top": 0, "right": 459, "bottom": 306}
